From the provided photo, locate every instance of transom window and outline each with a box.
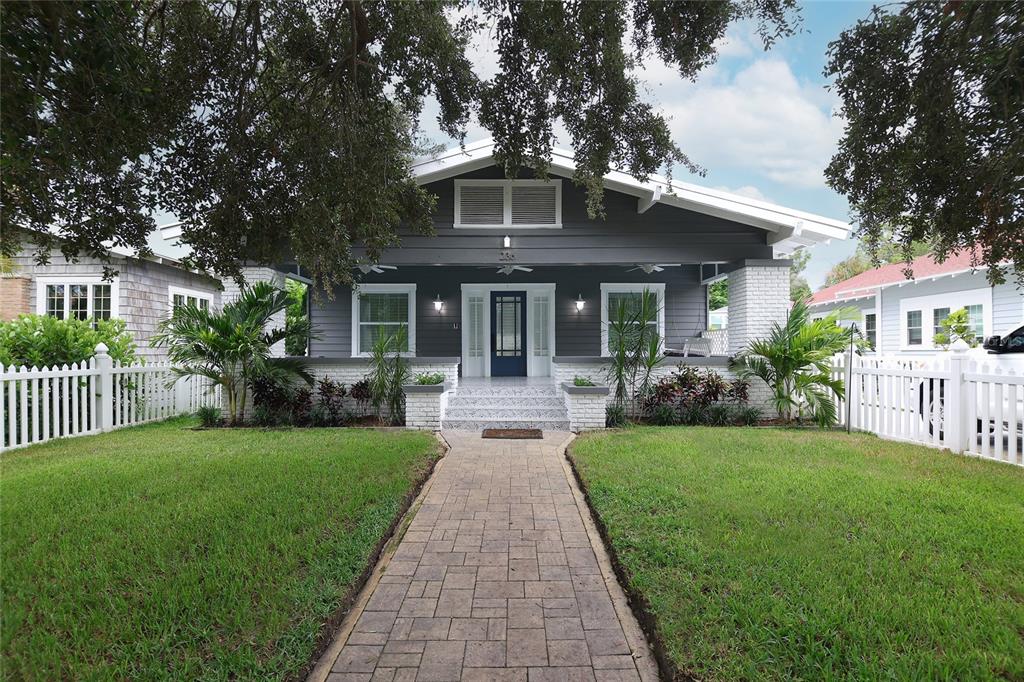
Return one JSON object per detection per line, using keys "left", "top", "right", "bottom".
{"left": 36, "top": 277, "right": 117, "bottom": 322}
{"left": 169, "top": 286, "right": 213, "bottom": 313}
{"left": 351, "top": 284, "right": 416, "bottom": 356}
{"left": 600, "top": 283, "right": 666, "bottom": 356}
{"left": 454, "top": 179, "right": 562, "bottom": 229}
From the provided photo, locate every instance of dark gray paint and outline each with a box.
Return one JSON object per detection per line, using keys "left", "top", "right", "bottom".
{"left": 348, "top": 166, "right": 774, "bottom": 265}
{"left": 309, "top": 265, "right": 707, "bottom": 358}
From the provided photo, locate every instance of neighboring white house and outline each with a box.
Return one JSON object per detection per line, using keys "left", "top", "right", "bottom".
{"left": 808, "top": 249, "right": 1023, "bottom": 354}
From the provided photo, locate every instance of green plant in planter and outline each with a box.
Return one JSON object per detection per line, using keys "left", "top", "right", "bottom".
{"left": 414, "top": 372, "right": 445, "bottom": 385}
{"left": 572, "top": 376, "right": 595, "bottom": 387}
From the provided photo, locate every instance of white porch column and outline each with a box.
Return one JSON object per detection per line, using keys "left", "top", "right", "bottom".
{"left": 727, "top": 259, "right": 790, "bottom": 356}
{"left": 222, "top": 266, "right": 289, "bottom": 357}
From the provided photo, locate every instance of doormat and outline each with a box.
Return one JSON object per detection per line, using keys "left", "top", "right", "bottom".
{"left": 482, "top": 428, "right": 543, "bottom": 439}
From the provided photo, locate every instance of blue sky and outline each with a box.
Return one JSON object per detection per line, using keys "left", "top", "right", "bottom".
{"left": 152, "top": 2, "right": 874, "bottom": 288}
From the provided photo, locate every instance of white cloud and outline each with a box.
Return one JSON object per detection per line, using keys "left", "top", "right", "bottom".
{"left": 713, "top": 184, "right": 771, "bottom": 202}
{"left": 649, "top": 60, "right": 844, "bottom": 189}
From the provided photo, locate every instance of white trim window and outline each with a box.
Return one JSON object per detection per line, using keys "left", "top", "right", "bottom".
{"left": 863, "top": 312, "right": 876, "bottom": 350}
{"left": 36, "top": 276, "right": 118, "bottom": 322}
{"left": 352, "top": 284, "right": 416, "bottom": 357}
{"left": 898, "top": 287, "right": 992, "bottom": 349}
{"left": 454, "top": 179, "right": 562, "bottom": 229}
{"left": 169, "top": 286, "right": 213, "bottom": 313}
{"left": 600, "top": 283, "right": 666, "bottom": 356}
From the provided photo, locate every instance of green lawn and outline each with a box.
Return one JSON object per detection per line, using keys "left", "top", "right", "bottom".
{"left": 570, "top": 427, "right": 1024, "bottom": 681}
{"left": 1, "top": 419, "right": 440, "bottom": 680}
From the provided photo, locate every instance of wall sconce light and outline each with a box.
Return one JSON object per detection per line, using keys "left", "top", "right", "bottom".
{"left": 433, "top": 295, "right": 443, "bottom": 312}
{"left": 575, "top": 294, "right": 585, "bottom": 312}
{"left": 503, "top": 235, "right": 511, "bottom": 248}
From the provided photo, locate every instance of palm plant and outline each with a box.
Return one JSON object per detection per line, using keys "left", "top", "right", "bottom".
{"left": 605, "top": 289, "right": 663, "bottom": 417}
{"left": 152, "top": 281, "right": 313, "bottom": 424}
{"left": 368, "top": 325, "right": 409, "bottom": 425}
{"left": 730, "top": 299, "right": 855, "bottom": 427}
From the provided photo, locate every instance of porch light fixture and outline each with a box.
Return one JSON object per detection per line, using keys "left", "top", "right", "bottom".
{"left": 503, "top": 235, "right": 511, "bottom": 248}
{"left": 433, "top": 294, "right": 443, "bottom": 312}
{"left": 575, "top": 294, "right": 585, "bottom": 312}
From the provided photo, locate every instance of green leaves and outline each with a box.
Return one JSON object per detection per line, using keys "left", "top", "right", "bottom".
{"left": 0, "top": 315, "right": 136, "bottom": 368}
{"left": 826, "top": 2, "right": 1024, "bottom": 285}
{"left": 731, "top": 299, "right": 854, "bottom": 426}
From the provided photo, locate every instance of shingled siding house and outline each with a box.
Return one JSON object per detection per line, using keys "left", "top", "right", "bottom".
{"left": 168, "top": 140, "right": 850, "bottom": 429}
{"left": 3, "top": 236, "right": 222, "bottom": 361}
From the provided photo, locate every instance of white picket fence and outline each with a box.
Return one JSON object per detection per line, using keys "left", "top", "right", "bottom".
{"left": 832, "top": 353, "right": 1024, "bottom": 466}
{"left": 1, "top": 343, "right": 220, "bottom": 452}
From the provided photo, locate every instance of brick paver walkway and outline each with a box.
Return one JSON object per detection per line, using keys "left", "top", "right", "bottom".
{"left": 318, "top": 431, "right": 657, "bottom": 682}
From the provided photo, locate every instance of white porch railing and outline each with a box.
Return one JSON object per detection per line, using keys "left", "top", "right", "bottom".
{"left": 702, "top": 328, "right": 728, "bottom": 356}
{"left": 832, "top": 353, "right": 1023, "bottom": 466}
{"left": 1, "top": 343, "right": 220, "bottom": 452}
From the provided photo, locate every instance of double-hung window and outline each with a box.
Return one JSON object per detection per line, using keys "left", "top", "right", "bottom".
{"left": 36, "top": 276, "right": 117, "bottom": 322}
{"left": 906, "top": 310, "right": 923, "bottom": 346}
{"left": 600, "top": 283, "right": 666, "bottom": 356}
{"left": 169, "top": 286, "right": 213, "bottom": 313}
{"left": 454, "top": 179, "right": 562, "bottom": 228}
{"left": 352, "top": 284, "right": 416, "bottom": 356}
{"left": 932, "top": 307, "right": 950, "bottom": 339}
{"left": 965, "top": 304, "right": 984, "bottom": 342}
{"left": 863, "top": 313, "right": 876, "bottom": 350}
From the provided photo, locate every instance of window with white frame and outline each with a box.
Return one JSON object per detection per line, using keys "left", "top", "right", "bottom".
{"left": 600, "top": 283, "right": 666, "bottom": 356}
{"left": 352, "top": 284, "right": 416, "bottom": 356}
{"left": 36, "top": 276, "right": 117, "bottom": 322}
{"left": 169, "top": 286, "right": 213, "bottom": 313}
{"left": 454, "top": 179, "right": 562, "bottom": 228}
{"left": 863, "top": 313, "right": 876, "bottom": 350}
{"left": 906, "top": 310, "right": 923, "bottom": 346}
{"left": 898, "top": 287, "right": 991, "bottom": 349}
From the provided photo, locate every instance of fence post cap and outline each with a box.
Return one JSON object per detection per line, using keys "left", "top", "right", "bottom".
{"left": 94, "top": 342, "right": 109, "bottom": 355}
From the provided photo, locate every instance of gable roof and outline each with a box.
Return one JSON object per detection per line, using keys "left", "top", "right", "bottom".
{"left": 808, "top": 248, "right": 987, "bottom": 306}
{"left": 412, "top": 139, "right": 850, "bottom": 253}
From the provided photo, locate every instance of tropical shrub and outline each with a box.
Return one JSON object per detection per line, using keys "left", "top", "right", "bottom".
{"left": 605, "top": 289, "right": 663, "bottom": 417}
{"left": 368, "top": 326, "right": 409, "bottom": 425}
{"left": 0, "top": 314, "right": 136, "bottom": 367}
{"left": 349, "top": 379, "right": 371, "bottom": 413}
{"left": 251, "top": 374, "right": 313, "bottom": 426}
{"left": 152, "top": 281, "right": 313, "bottom": 424}
{"left": 284, "top": 279, "right": 309, "bottom": 356}
{"left": 413, "top": 372, "right": 445, "bottom": 385}
{"left": 731, "top": 299, "right": 854, "bottom": 427}
{"left": 934, "top": 308, "right": 980, "bottom": 349}
{"left": 316, "top": 378, "right": 348, "bottom": 424}
{"left": 651, "top": 403, "right": 679, "bottom": 426}
{"left": 605, "top": 404, "right": 627, "bottom": 428}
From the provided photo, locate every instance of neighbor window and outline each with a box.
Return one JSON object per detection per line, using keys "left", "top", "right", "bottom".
{"left": 932, "top": 307, "right": 950, "bottom": 339}
{"left": 454, "top": 179, "right": 562, "bottom": 228}
{"left": 37, "top": 278, "right": 117, "bottom": 322}
{"left": 864, "top": 313, "right": 876, "bottom": 350}
{"left": 600, "top": 283, "right": 666, "bottom": 356}
{"left": 966, "top": 304, "right": 984, "bottom": 342}
{"left": 168, "top": 286, "right": 213, "bottom": 313}
{"left": 906, "top": 310, "right": 922, "bottom": 345}
{"left": 352, "top": 284, "right": 416, "bottom": 356}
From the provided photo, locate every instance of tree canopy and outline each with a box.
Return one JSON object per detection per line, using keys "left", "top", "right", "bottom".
{"left": 826, "top": 1, "right": 1023, "bottom": 285}
{"left": 1, "top": 0, "right": 798, "bottom": 293}
{"left": 823, "top": 228, "right": 932, "bottom": 287}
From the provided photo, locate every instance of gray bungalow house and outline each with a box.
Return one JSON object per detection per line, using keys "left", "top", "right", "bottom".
{"left": 166, "top": 139, "right": 850, "bottom": 429}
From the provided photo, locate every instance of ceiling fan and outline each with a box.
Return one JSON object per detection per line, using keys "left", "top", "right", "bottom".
{"left": 491, "top": 265, "right": 533, "bottom": 275}
{"left": 357, "top": 264, "right": 397, "bottom": 274}
{"left": 627, "top": 263, "right": 680, "bottom": 274}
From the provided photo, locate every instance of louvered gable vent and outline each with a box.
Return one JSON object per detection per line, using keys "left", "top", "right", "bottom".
{"left": 511, "top": 185, "right": 557, "bottom": 225}
{"left": 455, "top": 180, "right": 561, "bottom": 227}
{"left": 459, "top": 185, "right": 504, "bottom": 225}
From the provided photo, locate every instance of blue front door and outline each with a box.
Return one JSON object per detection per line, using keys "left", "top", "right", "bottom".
{"left": 491, "top": 291, "right": 527, "bottom": 376}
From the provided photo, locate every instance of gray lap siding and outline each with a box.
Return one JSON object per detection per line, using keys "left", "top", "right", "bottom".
{"left": 308, "top": 265, "right": 706, "bottom": 358}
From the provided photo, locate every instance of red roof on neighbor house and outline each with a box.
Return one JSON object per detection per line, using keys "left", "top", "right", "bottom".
{"left": 809, "top": 248, "right": 984, "bottom": 306}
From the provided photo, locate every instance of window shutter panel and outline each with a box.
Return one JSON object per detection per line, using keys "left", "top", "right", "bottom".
{"left": 511, "top": 185, "right": 557, "bottom": 225}
{"left": 459, "top": 186, "right": 504, "bottom": 225}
